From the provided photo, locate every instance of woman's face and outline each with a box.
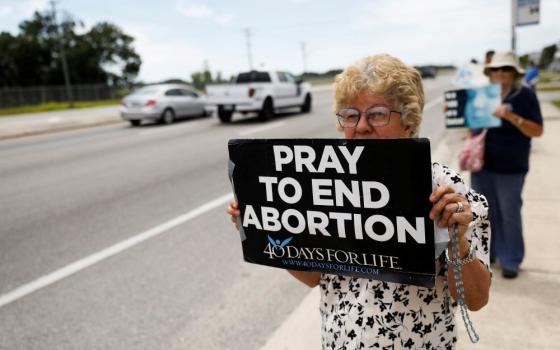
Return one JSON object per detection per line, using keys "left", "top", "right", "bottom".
{"left": 342, "top": 89, "right": 412, "bottom": 140}
{"left": 489, "top": 67, "right": 516, "bottom": 87}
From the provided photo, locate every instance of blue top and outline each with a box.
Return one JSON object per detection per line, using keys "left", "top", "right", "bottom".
{"left": 483, "top": 86, "right": 542, "bottom": 174}
{"left": 525, "top": 67, "right": 539, "bottom": 85}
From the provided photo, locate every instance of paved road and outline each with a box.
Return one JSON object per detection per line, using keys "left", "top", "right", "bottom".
{"left": 0, "top": 76, "right": 452, "bottom": 349}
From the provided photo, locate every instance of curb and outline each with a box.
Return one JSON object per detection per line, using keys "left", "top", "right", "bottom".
{"left": 0, "top": 119, "right": 124, "bottom": 141}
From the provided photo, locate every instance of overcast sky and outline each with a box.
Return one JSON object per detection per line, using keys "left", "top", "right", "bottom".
{"left": 0, "top": 0, "right": 558, "bottom": 82}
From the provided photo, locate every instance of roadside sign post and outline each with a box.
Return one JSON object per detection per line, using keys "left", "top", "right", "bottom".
{"left": 512, "top": 0, "right": 540, "bottom": 53}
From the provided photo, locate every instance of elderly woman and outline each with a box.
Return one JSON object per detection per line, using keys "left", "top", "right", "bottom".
{"left": 227, "top": 54, "right": 491, "bottom": 349}
{"left": 471, "top": 52, "right": 543, "bottom": 279}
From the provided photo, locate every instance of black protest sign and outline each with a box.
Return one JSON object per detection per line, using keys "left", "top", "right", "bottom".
{"left": 445, "top": 85, "right": 502, "bottom": 129}
{"left": 228, "top": 138, "right": 435, "bottom": 287}
{"left": 444, "top": 89, "right": 468, "bottom": 128}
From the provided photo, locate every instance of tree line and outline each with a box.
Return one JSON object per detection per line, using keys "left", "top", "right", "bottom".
{"left": 519, "top": 44, "right": 557, "bottom": 68}
{"left": 0, "top": 10, "right": 141, "bottom": 88}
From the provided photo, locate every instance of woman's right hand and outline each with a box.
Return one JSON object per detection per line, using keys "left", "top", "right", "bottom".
{"left": 227, "top": 199, "right": 241, "bottom": 229}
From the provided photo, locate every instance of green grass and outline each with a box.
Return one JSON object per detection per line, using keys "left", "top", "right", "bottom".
{"left": 0, "top": 99, "right": 121, "bottom": 117}
{"left": 553, "top": 100, "right": 560, "bottom": 110}
{"left": 538, "top": 71, "right": 560, "bottom": 84}
{"left": 305, "top": 77, "right": 335, "bottom": 86}
{"left": 537, "top": 85, "right": 560, "bottom": 92}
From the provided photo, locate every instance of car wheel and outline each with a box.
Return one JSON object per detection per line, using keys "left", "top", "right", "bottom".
{"left": 160, "top": 108, "right": 175, "bottom": 124}
{"left": 129, "top": 120, "right": 141, "bottom": 127}
{"left": 301, "top": 94, "right": 312, "bottom": 113}
{"left": 259, "top": 98, "right": 274, "bottom": 122}
{"left": 218, "top": 108, "right": 233, "bottom": 123}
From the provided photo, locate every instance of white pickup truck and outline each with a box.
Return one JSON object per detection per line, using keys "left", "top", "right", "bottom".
{"left": 205, "top": 71, "right": 312, "bottom": 123}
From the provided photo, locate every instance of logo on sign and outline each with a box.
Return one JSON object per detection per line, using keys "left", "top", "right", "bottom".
{"left": 267, "top": 235, "right": 293, "bottom": 250}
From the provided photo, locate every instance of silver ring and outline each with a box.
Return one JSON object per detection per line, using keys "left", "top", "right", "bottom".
{"left": 456, "top": 202, "right": 464, "bottom": 213}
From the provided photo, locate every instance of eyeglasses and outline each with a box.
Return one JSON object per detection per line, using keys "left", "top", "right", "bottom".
{"left": 336, "top": 105, "right": 402, "bottom": 128}
{"left": 489, "top": 66, "right": 515, "bottom": 73}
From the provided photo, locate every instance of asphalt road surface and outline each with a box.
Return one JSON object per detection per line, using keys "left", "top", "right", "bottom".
{"left": 0, "top": 76, "right": 452, "bottom": 349}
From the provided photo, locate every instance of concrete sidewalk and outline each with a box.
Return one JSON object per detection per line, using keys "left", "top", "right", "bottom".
{"left": 456, "top": 99, "right": 560, "bottom": 349}
{"left": 0, "top": 105, "right": 122, "bottom": 140}
{"left": 261, "top": 98, "right": 560, "bottom": 350}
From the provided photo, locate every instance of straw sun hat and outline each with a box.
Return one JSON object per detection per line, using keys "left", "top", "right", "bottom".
{"left": 484, "top": 51, "right": 525, "bottom": 77}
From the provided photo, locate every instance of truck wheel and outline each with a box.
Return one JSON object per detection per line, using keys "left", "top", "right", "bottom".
{"left": 301, "top": 94, "right": 312, "bottom": 113}
{"left": 160, "top": 108, "right": 175, "bottom": 124}
{"left": 218, "top": 108, "right": 233, "bottom": 123}
{"left": 259, "top": 98, "right": 274, "bottom": 122}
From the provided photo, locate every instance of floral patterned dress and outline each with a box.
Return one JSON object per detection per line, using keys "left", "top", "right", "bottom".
{"left": 319, "top": 163, "right": 491, "bottom": 350}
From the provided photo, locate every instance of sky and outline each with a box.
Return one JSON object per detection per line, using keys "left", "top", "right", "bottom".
{"left": 0, "top": 0, "right": 558, "bottom": 83}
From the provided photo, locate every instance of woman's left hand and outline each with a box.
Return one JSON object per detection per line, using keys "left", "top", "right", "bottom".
{"left": 431, "top": 185, "right": 491, "bottom": 311}
{"left": 429, "top": 185, "right": 473, "bottom": 240}
{"left": 493, "top": 104, "right": 512, "bottom": 121}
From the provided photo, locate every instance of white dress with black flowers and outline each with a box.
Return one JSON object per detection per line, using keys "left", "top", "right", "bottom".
{"left": 319, "top": 163, "right": 491, "bottom": 350}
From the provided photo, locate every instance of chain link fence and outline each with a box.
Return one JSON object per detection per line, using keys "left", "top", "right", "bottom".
{"left": 0, "top": 84, "right": 124, "bottom": 109}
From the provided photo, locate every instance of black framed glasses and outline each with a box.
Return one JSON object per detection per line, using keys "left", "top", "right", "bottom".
{"left": 489, "top": 66, "right": 515, "bottom": 73}
{"left": 336, "top": 105, "right": 402, "bottom": 128}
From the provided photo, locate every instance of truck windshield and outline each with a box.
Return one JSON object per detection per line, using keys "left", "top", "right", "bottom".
{"left": 235, "top": 72, "right": 271, "bottom": 83}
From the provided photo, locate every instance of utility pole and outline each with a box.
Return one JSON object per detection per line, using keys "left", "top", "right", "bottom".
{"left": 301, "top": 41, "right": 307, "bottom": 75}
{"left": 50, "top": 0, "right": 74, "bottom": 107}
{"left": 244, "top": 28, "right": 253, "bottom": 70}
{"left": 511, "top": 0, "right": 517, "bottom": 53}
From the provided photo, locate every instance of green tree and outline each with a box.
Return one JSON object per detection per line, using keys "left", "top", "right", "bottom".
{"left": 539, "top": 44, "right": 557, "bottom": 69}
{"left": 0, "top": 9, "right": 141, "bottom": 87}
{"left": 519, "top": 54, "right": 529, "bottom": 67}
{"left": 80, "top": 22, "right": 141, "bottom": 86}
{"left": 190, "top": 69, "right": 214, "bottom": 91}
{"left": 0, "top": 32, "right": 20, "bottom": 85}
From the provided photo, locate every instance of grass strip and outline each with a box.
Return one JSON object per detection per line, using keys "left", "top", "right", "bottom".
{"left": 0, "top": 99, "right": 121, "bottom": 117}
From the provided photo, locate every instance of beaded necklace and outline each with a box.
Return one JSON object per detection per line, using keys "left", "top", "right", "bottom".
{"left": 444, "top": 224, "right": 480, "bottom": 343}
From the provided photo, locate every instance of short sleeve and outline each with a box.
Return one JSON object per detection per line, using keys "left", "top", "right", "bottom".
{"left": 527, "top": 90, "right": 543, "bottom": 125}
{"left": 431, "top": 162, "right": 491, "bottom": 271}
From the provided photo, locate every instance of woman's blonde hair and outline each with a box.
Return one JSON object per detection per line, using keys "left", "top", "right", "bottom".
{"left": 333, "top": 54, "right": 424, "bottom": 137}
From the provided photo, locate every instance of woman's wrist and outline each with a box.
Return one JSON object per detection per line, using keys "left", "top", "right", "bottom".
{"left": 506, "top": 111, "right": 524, "bottom": 127}
{"left": 447, "top": 236, "right": 471, "bottom": 259}
{"left": 446, "top": 238, "right": 475, "bottom": 266}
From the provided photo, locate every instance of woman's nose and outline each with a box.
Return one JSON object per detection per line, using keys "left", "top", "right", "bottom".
{"left": 355, "top": 113, "right": 372, "bottom": 133}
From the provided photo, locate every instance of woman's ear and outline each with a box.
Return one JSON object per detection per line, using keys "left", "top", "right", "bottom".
{"left": 401, "top": 123, "right": 413, "bottom": 137}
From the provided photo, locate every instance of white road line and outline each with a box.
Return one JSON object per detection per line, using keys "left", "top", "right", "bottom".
{"left": 47, "top": 117, "right": 62, "bottom": 123}
{"left": 424, "top": 96, "right": 444, "bottom": 111}
{"left": 0, "top": 193, "right": 234, "bottom": 308}
{"left": 238, "top": 121, "right": 286, "bottom": 136}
